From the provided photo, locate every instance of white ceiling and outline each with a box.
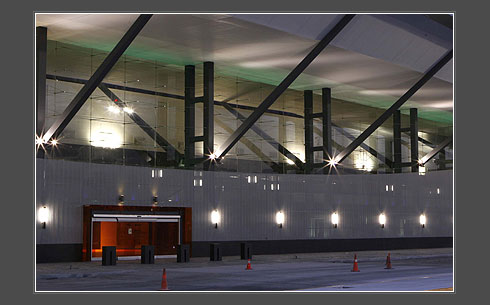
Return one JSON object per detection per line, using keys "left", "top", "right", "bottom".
{"left": 36, "top": 13, "right": 453, "bottom": 121}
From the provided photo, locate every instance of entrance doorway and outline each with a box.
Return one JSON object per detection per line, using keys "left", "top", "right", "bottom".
{"left": 82, "top": 205, "right": 192, "bottom": 261}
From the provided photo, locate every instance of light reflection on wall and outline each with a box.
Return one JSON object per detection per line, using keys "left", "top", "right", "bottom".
{"left": 354, "top": 150, "right": 374, "bottom": 172}
{"left": 90, "top": 127, "right": 122, "bottom": 149}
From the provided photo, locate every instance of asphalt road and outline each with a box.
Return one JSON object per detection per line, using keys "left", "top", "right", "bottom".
{"left": 36, "top": 250, "right": 453, "bottom": 292}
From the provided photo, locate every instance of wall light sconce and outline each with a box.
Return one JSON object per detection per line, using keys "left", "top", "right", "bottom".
{"left": 331, "top": 212, "right": 339, "bottom": 228}
{"left": 379, "top": 213, "right": 386, "bottom": 228}
{"left": 152, "top": 196, "right": 158, "bottom": 205}
{"left": 39, "top": 206, "right": 49, "bottom": 229}
{"left": 211, "top": 210, "right": 220, "bottom": 229}
{"left": 276, "top": 211, "right": 284, "bottom": 228}
{"left": 420, "top": 214, "right": 426, "bottom": 228}
{"left": 118, "top": 195, "right": 124, "bottom": 205}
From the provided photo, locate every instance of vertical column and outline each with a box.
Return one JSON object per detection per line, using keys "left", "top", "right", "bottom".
{"left": 322, "top": 88, "right": 332, "bottom": 174}
{"left": 184, "top": 65, "right": 195, "bottom": 168}
{"left": 203, "top": 62, "right": 214, "bottom": 170}
{"left": 393, "top": 110, "right": 402, "bottom": 173}
{"left": 36, "top": 27, "right": 47, "bottom": 158}
{"left": 410, "top": 108, "right": 419, "bottom": 172}
{"left": 437, "top": 127, "right": 447, "bottom": 170}
{"left": 304, "top": 90, "right": 313, "bottom": 174}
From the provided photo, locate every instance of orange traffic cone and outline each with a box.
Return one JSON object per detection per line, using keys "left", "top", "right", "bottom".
{"left": 246, "top": 259, "right": 252, "bottom": 270}
{"left": 351, "top": 254, "right": 360, "bottom": 272}
{"left": 385, "top": 253, "right": 392, "bottom": 269}
{"left": 160, "top": 268, "right": 168, "bottom": 290}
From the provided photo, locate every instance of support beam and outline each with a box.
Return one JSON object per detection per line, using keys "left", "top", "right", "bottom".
{"left": 304, "top": 90, "right": 314, "bottom": 174}
{"left": 98, "top": 84, "right": 182, "bottom": 161}
{"left": 410, "top": 108, "right": 419, "bottom": 172}
{"left": 419, "top": 138, "right": 452, "bottom": 166}
{"left": 216, "top": 14, "right": 355, "bottom": 160}
{"left": 322, "top": 88, "right": 332, "bottom": 174}
{"left": 322, "top": 88, "right": 332, "bottom": 160}
{"left": 36, "top": 26, "right": 47, "bottom": 137}
{"left": 215, "top": 116, "right": 281, "bottom": 172}
{"left": 203, "top": 62, "right": 214, "bottom": 170}
{"left": 46, "top": 74, "right": 305, "bottom": 119}
{"left": 327, "top": 124, "right": 393, "bottom": 168}
{"left": 43, "top": 14, "right": 152, "bottom": 142}
{"left": 393, "top": 110, "right": 402, "bottom": 173}
{"left": 333, "top": 49, "right": 453, "bottom": 164}
{"left": 184, "top": 65, "right": 195, "bottom": 168}
{"left": 220, "top": 102, "right": 304, "bottom": 169}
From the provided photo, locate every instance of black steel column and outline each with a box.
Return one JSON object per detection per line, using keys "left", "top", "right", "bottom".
{"left": 322, "top": 88, "right": 332, "bottom": 159}
{"left": 304, "top": 90, "right": 313, "bottom": 174}
{"left": 36, "top": 26, "right": 47, "bottom": 137}
{"left": 185, "top": 65, "right": 196, "bottom": 168}
{"left": 410, "top": 108, "right": 419, "bottom": 172}
{"left": 203, "top": 62, "right": 214, "bottom": 170}
{"left": 393, "top": 110, "right": 402, "bottom": 173}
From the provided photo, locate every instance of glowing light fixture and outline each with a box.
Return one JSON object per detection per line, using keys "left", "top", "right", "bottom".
{"left": 419, "top": 165, "right": 426, "bottom": 175}
{"left": 123, "top": 107, "right": 134, "bottom": 114}
{"left": 39, "top": 206, "right": 49, "bottom": 229}
{"left": 420, "top": 214, "right": 426, "bottom": 228}
{"left": 331, "top": 212, "right": 339, "bottom": 228}
{"left": 211, "top": 210, "right": 220, "bottom": 228}
{"left": 379, "top": 213, "right": 386, "bottom": 228}
{"left": 276, "top": 211, "right": 284, "bottom": 228}
{"left": 118, "top": 195, "right": 124, "bottom": 205}
{"left": 50, "top": 139, "right": 58, "bottom": 146}
{"left": 286, "top": 159, "right": 294, "bottom": 165}
{"left": 327, "top": 158, "right": 338, "bottom": 167}
{"left": 152, "top": 196, "right": 158, "bottom": 205}
{"left": 209, "top": 153, "right": 217, "bottom": 160}
{"left": 107, "top": 105, "right": 121, "bottom": 114}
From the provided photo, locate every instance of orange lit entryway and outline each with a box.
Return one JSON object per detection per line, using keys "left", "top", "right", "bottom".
{"left": 82, "top": 205, "right": 192, "bottom": 261}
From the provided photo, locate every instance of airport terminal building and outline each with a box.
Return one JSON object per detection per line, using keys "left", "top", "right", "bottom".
{"left": 35, "top": 14, "right": 453, "bottom": 263}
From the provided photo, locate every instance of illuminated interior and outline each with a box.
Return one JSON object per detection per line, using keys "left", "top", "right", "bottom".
{"left": 91, "top": 221, "right": 179, "bottom": 258}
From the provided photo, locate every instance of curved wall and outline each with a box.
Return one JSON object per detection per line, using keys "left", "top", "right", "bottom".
{"left": 36, "top": 158, "right": 452, "bottom": 260}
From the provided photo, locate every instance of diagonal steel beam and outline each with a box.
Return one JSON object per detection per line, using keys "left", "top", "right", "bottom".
{"left": 215, "top": 116, "right": 281, "bottom": 172}
{"left": 328, "top": 124, "right": 393, "bottom": 168}
{"left": 334, "top": 49, "right": 453, "bottom": 164}
{"left": 43, "top": 14, "right": 152, "bottom": 142}
{"left": 98, "top": 84, "right": 183, "bottom": 161}
{"left": 215, "top": 14, "right": 356, "bottom": 160}
{"left": 220, "top": 102, "right": 304, "bottom": 169}
{"left": 418, "top": 138, "right": 452, "bottom": 166}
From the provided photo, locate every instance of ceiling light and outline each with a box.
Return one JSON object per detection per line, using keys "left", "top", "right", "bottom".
{"left": 107, "top": 105, "right": 121, "bottom": 114}
{"left": 123, "top": 107, "right": 134, "bottom": 114}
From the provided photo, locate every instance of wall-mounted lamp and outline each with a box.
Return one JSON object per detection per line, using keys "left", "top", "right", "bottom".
{"left": 331, "top": 212, "right": 339, "bottom": 228}
{"left": 420, "top": 214, "right": 426, "bottom": 228}
{"left": 39, "top": 206, "right": 49, "bottom": 229}
{"left": 152, "top": 196, "right": 158, "bottom": 205}
{"left": 211, "top": 210, "right": 220, "bottom": 229}
{"left": 276, "top": 211, "right": 284, "bottom": 228}
{"left": 118, "top": 195, "right": 124, "bottom": 205}
{"left": 379, "top": 213, "right": 386, "bottom": 228}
